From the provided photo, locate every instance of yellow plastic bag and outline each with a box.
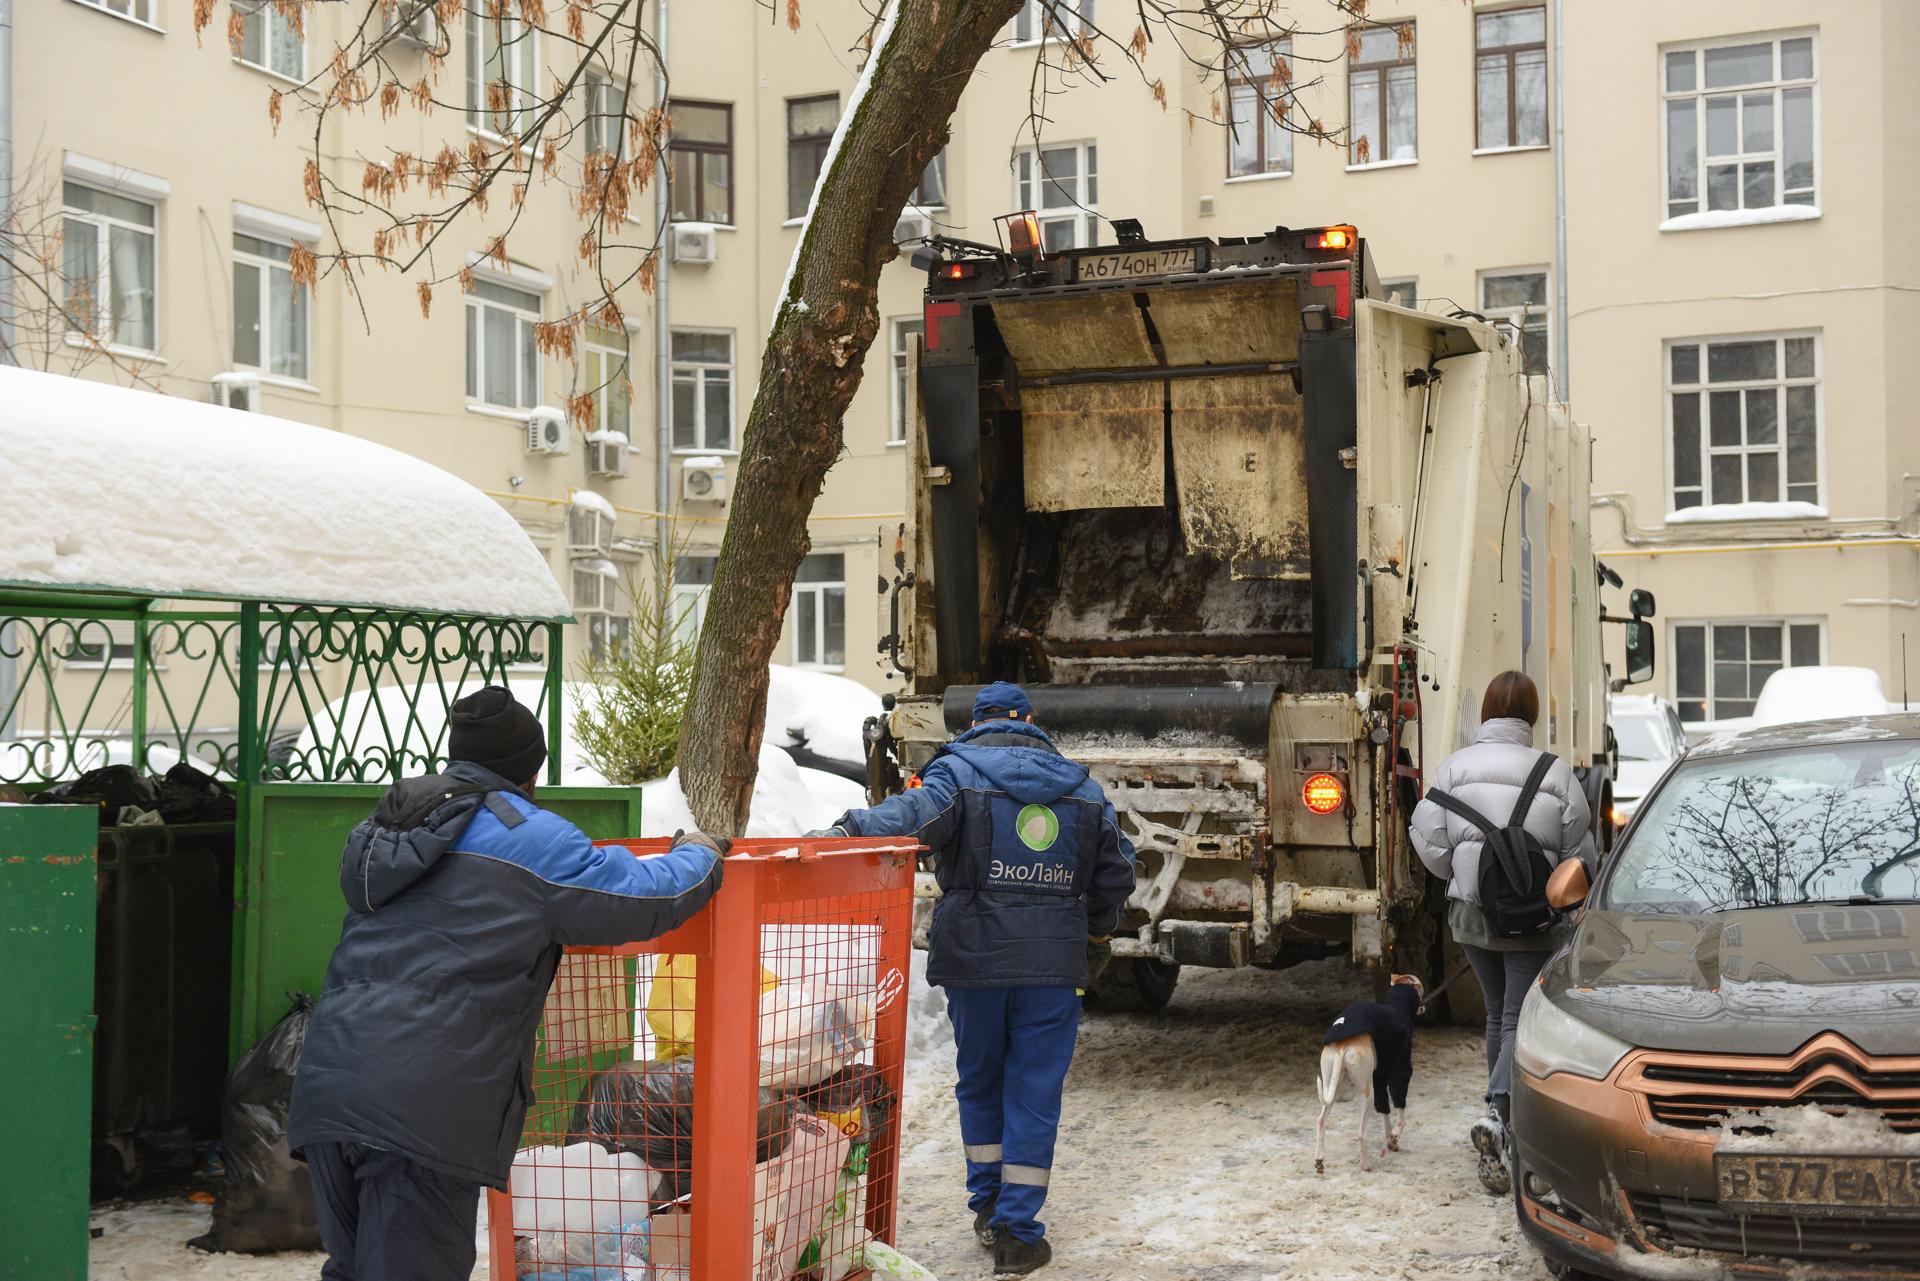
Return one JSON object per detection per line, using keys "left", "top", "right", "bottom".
{"left": 645, "top": 954, "right": 779, "bottom": 1060}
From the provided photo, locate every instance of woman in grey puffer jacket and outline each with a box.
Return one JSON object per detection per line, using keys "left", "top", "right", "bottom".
{"left": 1409, "top": 670, "right": 1594, "bottom": 1193}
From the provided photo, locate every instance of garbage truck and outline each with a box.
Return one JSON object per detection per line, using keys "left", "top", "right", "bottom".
{"left": 869, "top": 218, "right": 1654, "bottom": 1012}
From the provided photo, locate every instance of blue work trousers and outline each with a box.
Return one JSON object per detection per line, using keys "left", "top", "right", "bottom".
{"left": 945, "top": 984, "right": 1082, "bottom": 1244}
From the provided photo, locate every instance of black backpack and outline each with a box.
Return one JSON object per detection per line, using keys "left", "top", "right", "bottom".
{"left": 1424, "top": 753, "right": 1560, "bottom": 939}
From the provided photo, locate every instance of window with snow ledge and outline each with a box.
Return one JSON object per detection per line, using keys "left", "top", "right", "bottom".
{"left": 1011, "top": 0, "right": 1093, "bottom": 46}
{"left": 1672, "top": 618, "right": 1822, "bottom": 724}
{"left": 1664, "top": 500, "right": 1827, "bottom": 525}
{"left": 670, "top": 329, "right": 735, "bottom": 452}
{"left": 1661, "top": 32, "right": 1816, "bottom": 222}
{"left": 1666, "top": 332, "right": 1821, "bottom": 513}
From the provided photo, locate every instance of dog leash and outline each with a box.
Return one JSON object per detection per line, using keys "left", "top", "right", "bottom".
{"left": 1418, "top": 958, "right": 1474, "bottom": 1014}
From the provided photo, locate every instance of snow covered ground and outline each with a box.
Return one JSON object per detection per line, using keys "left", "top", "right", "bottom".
{"left": 92, "top": 959, "right": 1545, "bottom": 1281}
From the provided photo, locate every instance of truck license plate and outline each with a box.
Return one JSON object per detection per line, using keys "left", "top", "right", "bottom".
{"left": 1716, "top": 1153, "right": 1920, "bottom": 1214}
{"left": 1075, "top": 247, "right": 1197, "bottom": 281}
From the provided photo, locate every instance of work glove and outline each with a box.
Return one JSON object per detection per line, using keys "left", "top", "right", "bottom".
{"left": 1085, "top": 935, "right": 1113, "bottom": 985}
{"left": 803, "top": 826, "right": 849, "bottom": 839}
{"left": 671, "top": 828, "right": 732, "bottom": 857}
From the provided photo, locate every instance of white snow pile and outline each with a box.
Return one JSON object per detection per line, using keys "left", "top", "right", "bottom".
{"left": 764, "top": 663, "right": 883, "bottom": 763}
{"left": 0, "top": 366, "right": 567, "bottom": 619}
{"left": 1718, "top": 1103, "right": 1920, "bottom": 1155}
{"left": 1751, "top": 666, "right": 1893, "bottom": 728}
{"left": 634, "top": 739, "right": 864, "bottom": 838}
{"left": 569, "top": 488, "right": 616, "bottom": 519}
{"left": 1665, "top": 500, "right": 1828, "bottom": 525}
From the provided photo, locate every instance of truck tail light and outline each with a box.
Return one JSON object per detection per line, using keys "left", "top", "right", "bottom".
{"left": 1302, "top": 772, "right": 1346, "bottom": 815}
{"left": 1311, "top": 225, "right": 1357, "bottom": 251}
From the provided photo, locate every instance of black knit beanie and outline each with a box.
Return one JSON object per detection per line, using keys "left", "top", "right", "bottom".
{"left": 448, "top": 686, "right": 548, "bottom": 785}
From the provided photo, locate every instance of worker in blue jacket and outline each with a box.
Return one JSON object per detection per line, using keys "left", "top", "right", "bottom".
{"left": 828, "top": 681, "right": 1136, "bottom": 1275}
{"left": 289, "top": 686, "right": 725, "bottom": 1281}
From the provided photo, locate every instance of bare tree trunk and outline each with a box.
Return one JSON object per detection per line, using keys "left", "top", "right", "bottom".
{"left": 677, "top": 0, "right": 1020, "bottom": 834}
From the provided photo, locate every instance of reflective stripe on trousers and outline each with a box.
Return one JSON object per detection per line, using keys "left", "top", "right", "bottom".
{"left": 946, "top": 985, "right": 1082, "bottom": 1245}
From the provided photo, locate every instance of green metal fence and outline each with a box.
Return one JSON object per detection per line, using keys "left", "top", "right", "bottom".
{"left": 1, "top": 599, "right": 565, "bottom": 786}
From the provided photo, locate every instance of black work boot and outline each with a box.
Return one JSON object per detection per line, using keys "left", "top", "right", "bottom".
{"left": 973, "top": 1199, "right": 998, "bottom": 1248}
{"left": 994, "top": 1235, "right": 1053, "bottom": 1275}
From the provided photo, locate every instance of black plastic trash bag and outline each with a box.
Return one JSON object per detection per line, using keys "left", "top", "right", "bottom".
{"left": 569, "top": 1057, "right": 796, "bottom": 1202}
{"left": 195, "top": 994, "right": 320, "bottom": 1253}
{"left": 154, "top": 761, "right": 238, "bottom": 823}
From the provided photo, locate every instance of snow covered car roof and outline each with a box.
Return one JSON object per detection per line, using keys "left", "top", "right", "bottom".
{"left": 1689, "top": 710, "right": 1920, "bottom": 759}
{"left": 0, "top": 367, "right": 568, "bottom": 619}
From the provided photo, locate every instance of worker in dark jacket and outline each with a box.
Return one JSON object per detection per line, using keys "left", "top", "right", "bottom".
{"left": 828, "top": 681, "right": 1135, "bottom": 1275}
{"left": 289, "top": 686, "right": 725, "bottom": 1281}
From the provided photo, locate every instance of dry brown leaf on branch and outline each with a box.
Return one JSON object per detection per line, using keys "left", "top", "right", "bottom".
{"left": 566, "top": 0, "right": 588, "bottom": 41}
{"left": 1130, "top": 25, "right": 1148, "bottom": 58}
{"left": 191, "top": 0, "right": 216, "bottom": 39}
{"left": 226, "top": 7, "right": 246, "bottom": 55}
{"left": 485, "top": 236, "right": 510, "bottom": 270}
{"left": 268, "top": 89, "right": 284, "bottom": 135}
{"left": 458, "top": 266, "right": 476, "bottom": 293}
{"left": 518, "top": 0, "right": 548, "bottom": 25}
{"left": 787, "top": 0, "right": 801, "bottom": 32}
{"left": 289, "top": 243, "right": 318, "bottom": 292}
{"left": 565, "top": 391, "right": 596, "bottom": 428}
{"left": 1150, "top": 78, "right": 1167, "bottom": 110}
{"left": 411, "top": 79, "right": 435, "bottom": 113}
{"left": 303, "top": 158, "right": 323, "bottom": 205}
{"left": 417, "top": 281, "right": 433, "bottom": 318}
{"left": 380, "top": 82, "right": 403, "bottom": 120}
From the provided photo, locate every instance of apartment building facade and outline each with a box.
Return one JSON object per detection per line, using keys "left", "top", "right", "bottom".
{"left": 14, "top": 0, "right": 1918, "bottom": 733}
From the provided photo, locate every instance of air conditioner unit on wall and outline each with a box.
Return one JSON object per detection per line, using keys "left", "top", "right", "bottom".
{"left": 671, "top": 223, "right": 718, "bottom": 266}
{"left": 681, "top": 459, "right": 728, "bottom": 505}
{"left": 567, "top": 494, "right": 614, "bottom": 554}
{"left": 211, "top": 371, "right": 261, "bottom": 413}
{"left": 526, "top": 406, "right": 568, "bottom": 455}
{"left": 585, "top": 431, "right": 630, "bottom": 479}
{"left": 387, "top": 0, "right": 447, "bottom": 53}
{"left": 894, "top": 208, "right": 932, "bottom": 244}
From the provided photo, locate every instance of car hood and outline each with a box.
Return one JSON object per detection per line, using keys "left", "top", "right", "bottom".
{"left": 1612, "top": 759, "right": 1668, "bottom": 803}
{"left": 1544, "top": 904, "right": 1920, "bottom": 1055}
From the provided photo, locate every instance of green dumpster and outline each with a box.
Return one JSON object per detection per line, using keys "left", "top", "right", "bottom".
{"left": 0, "top": 803, "right": 98, "bottom": 1281}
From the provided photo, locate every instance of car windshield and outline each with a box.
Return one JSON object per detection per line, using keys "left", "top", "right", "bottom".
{"left": 1602, "top": 739, "right": 1920, "bottom": 913}
{"left": 1614, "top": 712, "right": 1671, "bottom": 762}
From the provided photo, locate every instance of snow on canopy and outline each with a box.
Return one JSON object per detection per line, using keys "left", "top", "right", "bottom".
{"left": 0, "top": 366, "right": 568, "bottom": 618}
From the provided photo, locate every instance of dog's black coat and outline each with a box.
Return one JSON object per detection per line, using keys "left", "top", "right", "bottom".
{"left": 1323, "top": 984, "right": 1421, "bottom": 1114}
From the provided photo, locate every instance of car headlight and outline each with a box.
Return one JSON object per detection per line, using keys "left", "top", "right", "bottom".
{"left": 1513, "top": 984, "right": 1633, "bottom": 1081}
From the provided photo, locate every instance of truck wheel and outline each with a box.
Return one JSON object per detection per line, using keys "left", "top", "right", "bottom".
{"left": 1087, "top": 957, "right": 1181, "bottom": 1012}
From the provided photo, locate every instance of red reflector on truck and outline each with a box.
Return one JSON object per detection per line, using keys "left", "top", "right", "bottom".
{"left": 924, "top": 300, "right": 963, "bottom": 351}
{"left": 1308, "top": 269, "right": 1352, "bottom": 320}
{"left": 1301, "top": 773, "right": 1346, "bottom": 815}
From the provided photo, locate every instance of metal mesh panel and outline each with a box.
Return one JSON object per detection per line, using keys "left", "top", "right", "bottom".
{"left": 489, "top": 837, "right": 917, "bottom": 1281}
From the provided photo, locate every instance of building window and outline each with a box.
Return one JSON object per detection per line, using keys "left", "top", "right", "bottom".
{"left": 1013, "top": 0, "right": 1093, "bottom": 44}
{"left": 62, "top": 182, "right": 157, "bottom": 352}
{"left": 1475, "top": 7, "right": 1546, "bottom": 150}
{"left": 671, "top": 555, "right": 716, "bottom": 644}
{"left": 1381, "top": 277, "right": 1419, "bottom": 308}
{"left": 1228, "top": 41, "right": 1294, "bottom": 178}
{"left": 1014, "top": 143, "right": 1098, "bottom": 250}
{"left": 587, "top": 613, "right": 632, "bottom": 658}
{"left": 787, "top": 95, "right": 839, "bottom": 220}
{"left": 1479, "top": 269, "right": 1548, "bottom": 378}
{"left": 911, "top": 149, "right": 948, "bottom": 208}
{"left": 670, "top": 330, "right": 734, "bottom": 452}
{"left": 1349, "top": 23, "right": 1416, "bottom": 165}
{"left": 1673, "top": 619, "right": 1822, "bottom": 723}
{"left": 235, "top": 1, "right": 304, "bottom": 79}
{"left": 793, "top": 554, "right": 846, "bottom": 669}
{"left": 1663, "top": 33, "right": 1816, "bottom": 221}
{"left": 583, "top": 325, "right": 631, "bottom": 435}
{"left": 585, "top": 77, "right": 628, "bottom": 158}
{"left": 667, "top": 101, "right": 732, "bottom": 224}
{"left": 75, "top": 0, "right": 155, "bottom": 24}
{"left": 467, "top": 10, "right": 538, "bottom": 141}
{"left": 233, "top": 232, "right": 310, "bottom": 381}
{"left": 891, "top": 316, "right": 924, "bottom": 445}
{"left": 59, "top": 621, "right": 146, "bottom": 671}
{"left": 1667, "top": 333, "right": 1820, "bottom": 512}
{"left": 465, "top": 279, "right": 542, "bottom": 410}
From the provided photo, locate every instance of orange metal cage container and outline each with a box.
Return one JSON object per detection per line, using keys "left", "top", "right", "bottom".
{"left": 487, "top": 836, "right": 919, "bottom": 1281}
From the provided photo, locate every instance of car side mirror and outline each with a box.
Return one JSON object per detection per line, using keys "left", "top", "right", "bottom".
{"left": 1625, "top": 619, "right": 1656, "bottom": 684}
{"left": 1630, "top": 588, "right": 1656, "bottom": 619}
{"left": 1547, "top": 859, "right": 1591, "bottom": 910}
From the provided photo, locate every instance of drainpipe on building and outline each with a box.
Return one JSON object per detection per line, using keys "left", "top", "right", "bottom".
{"left": 1551, "top": 0, "right": 1569, "bottom": 403}
{"left": 653, "top": 0, "right": 672, "bottom": 560}
{"left": 0, "top": 0, "right": 18, "bottom": 739}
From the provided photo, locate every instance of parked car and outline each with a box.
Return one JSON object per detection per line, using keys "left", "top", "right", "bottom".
{"left": 1511, "top": 713, "right": 1920, "bottom": 1280}
{"left": 1606, "top": 694, "right": 1686, "bottom": 828}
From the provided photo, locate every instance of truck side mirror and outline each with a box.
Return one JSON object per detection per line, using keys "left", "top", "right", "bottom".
{"left": 1630, "top": 588, "right": 1656, "bottom": 618}
{"left": 1547, "top": 859, "right": 1591, "bottom": 910}
{"left": 1625, "top": 619, "right": 1656, "bottom": 684}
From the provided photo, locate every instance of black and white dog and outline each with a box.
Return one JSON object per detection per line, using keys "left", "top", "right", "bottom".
{"left": 1314, "top": 974, "right": 1425, "bottom": 1173}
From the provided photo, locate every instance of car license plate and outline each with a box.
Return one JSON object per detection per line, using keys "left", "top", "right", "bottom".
{"left": 1075, "top": 247, "right": 1197, "bottom": 281}
{"left": 1716, "top": 1153, "right": 1920, "bottom": 1214}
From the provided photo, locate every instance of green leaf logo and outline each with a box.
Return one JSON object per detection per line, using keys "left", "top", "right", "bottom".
{"left": 1016, "top": 803, "right": 1059, "bottom": 851}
